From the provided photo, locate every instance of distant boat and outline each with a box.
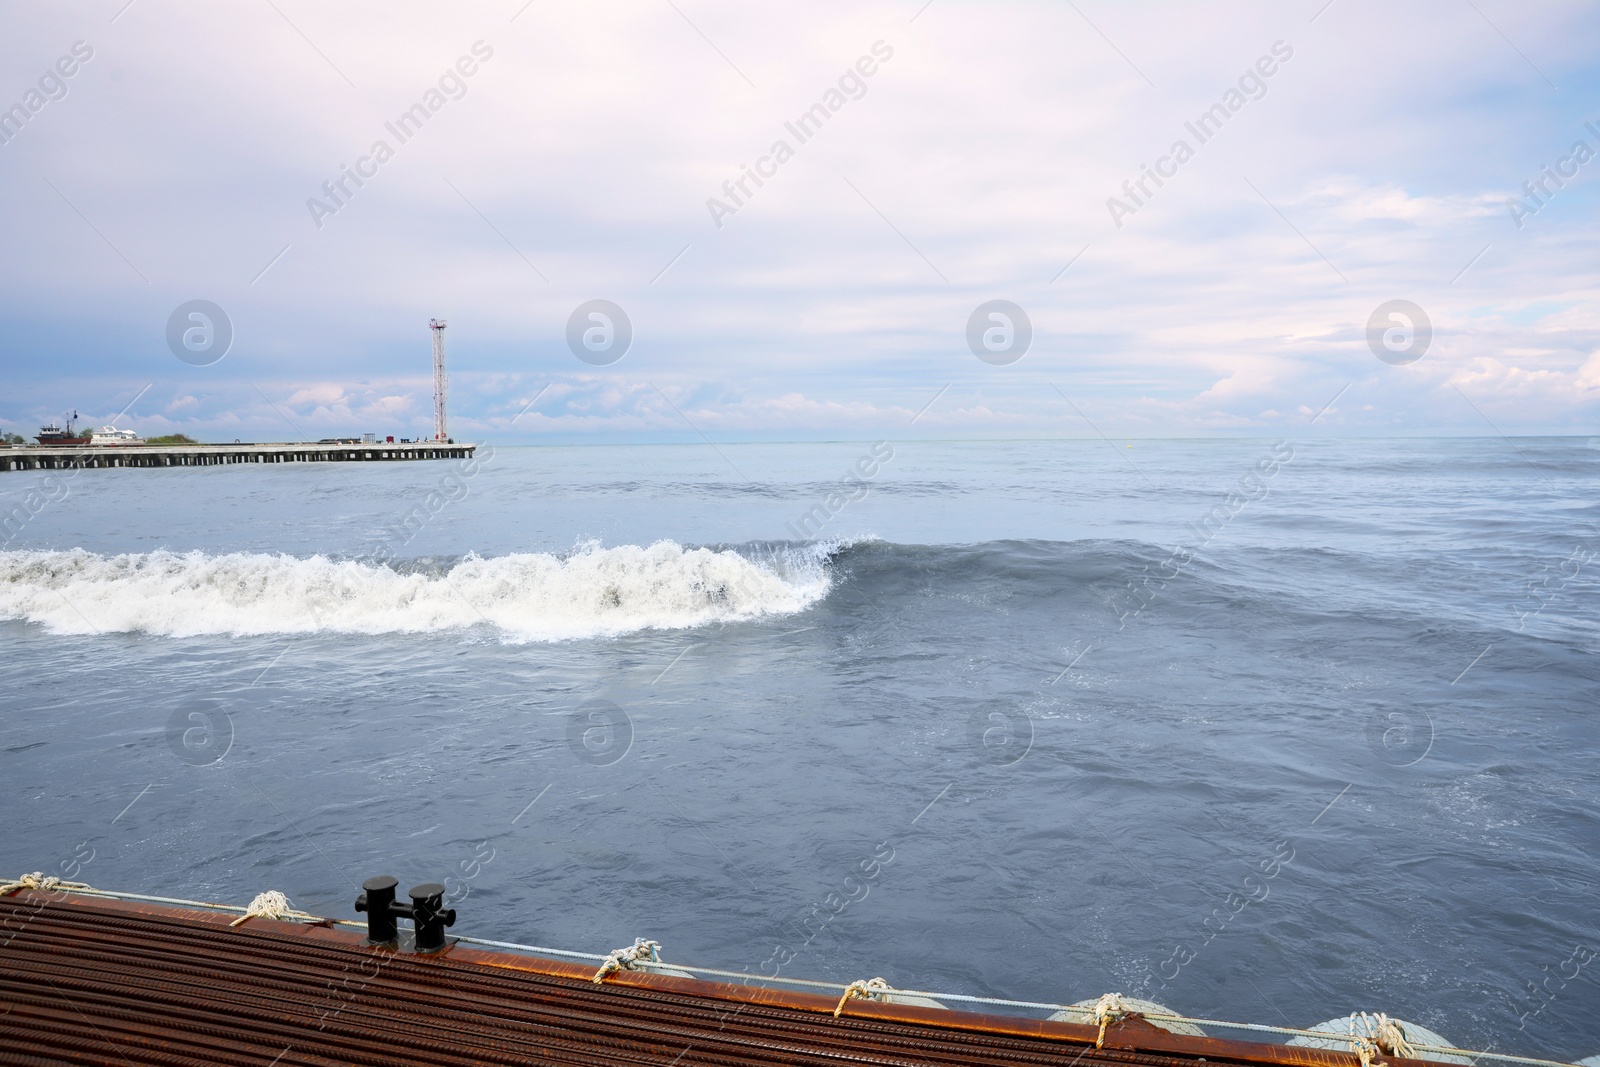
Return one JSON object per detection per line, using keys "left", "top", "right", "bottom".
{"left": 89, "top": 426, "right": 144, "bottom": 446}
{"left": 37, "top": 413, "right": 90, "bottom": 446}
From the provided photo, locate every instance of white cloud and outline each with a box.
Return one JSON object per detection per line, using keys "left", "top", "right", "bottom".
{"left": 1299, "top": 178, "right": 1503, "bottom": 225}
{"left": 287, "top": 385, "right": 349, "bottom": 410}
{"left": 1, "top": 1, "right": 1598, "bottom": 437}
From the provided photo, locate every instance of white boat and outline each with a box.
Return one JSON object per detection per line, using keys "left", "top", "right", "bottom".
{"left": 89, "top": 426, "right": 144, "bottom": 446}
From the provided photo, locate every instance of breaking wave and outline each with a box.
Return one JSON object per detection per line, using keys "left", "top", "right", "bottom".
{"left": 0, "top": 542, "right": 831, "bottom": 642}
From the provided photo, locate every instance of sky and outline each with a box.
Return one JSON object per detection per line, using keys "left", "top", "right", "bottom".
{"left": 2, "top": 0, "right": 1598, "bottom": 443}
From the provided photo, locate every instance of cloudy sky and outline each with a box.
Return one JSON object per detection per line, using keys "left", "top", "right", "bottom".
{"left": 2, "top": 0, "right": 1597, "bottom": 442}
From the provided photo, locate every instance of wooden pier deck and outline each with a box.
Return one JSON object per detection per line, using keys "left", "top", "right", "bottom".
{"left": 0, "top": 441, "right": 475, "bottom": 472}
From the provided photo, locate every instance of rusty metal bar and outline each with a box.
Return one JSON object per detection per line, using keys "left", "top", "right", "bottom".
{"left": 0, "top": 890, "right": 1464, "bottom": 1067}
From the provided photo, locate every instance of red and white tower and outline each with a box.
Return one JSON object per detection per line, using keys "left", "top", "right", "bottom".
{"left": 429, "top": 318, "right": 448, "bottom": 442}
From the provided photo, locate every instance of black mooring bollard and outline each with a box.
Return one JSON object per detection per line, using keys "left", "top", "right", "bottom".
{"left": 407, "top": 883, "right": 456, "bottom": 954}
{"left": 354, "top": 875, "right": 399, "bottom": 944}
{"left": 356, "top": 875, "right": 456, "bottom": 952}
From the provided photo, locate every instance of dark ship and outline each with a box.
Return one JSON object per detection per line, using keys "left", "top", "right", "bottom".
{"left": 36, "top": 411, "right": 91, "bottom": 446}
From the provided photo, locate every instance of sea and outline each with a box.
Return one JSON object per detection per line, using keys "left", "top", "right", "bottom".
{"left": 1, "top": 437, "right": 1596, "bottom": 1059}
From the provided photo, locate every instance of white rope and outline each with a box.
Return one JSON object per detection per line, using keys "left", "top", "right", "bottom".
{"left": 1371, "top": 1013, "right": 1414, "bottom": 1059}
{"left": 1344, "top": 1011, "right": 1415, "bottom": 1067}
{"left": 834, "top": 977, "right": 891, "bottom": 1017}
{"left": 0, "top": 872, "right": 92, "bottom": 897}
{"left": 1089, "top": 993, "right": 1127, "bottom": 1048}
{"left": 592, "top": 938, "right": 662, "bottom": 983}
{"left": 454, "top": 935, "right": 609, "bottom": 963}
{"left": 228, "top": 890, "right": 317, "bottom": 927}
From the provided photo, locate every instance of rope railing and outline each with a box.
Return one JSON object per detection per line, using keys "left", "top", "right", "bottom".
{"left": 29, "top": 882, "right": 372, "bottom": 928}
{"left": 5, "top": 877, "right": 1585, "bottom": 1067}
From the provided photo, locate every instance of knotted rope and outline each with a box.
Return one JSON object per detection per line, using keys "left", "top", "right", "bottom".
{"left": 1371, "top": 1014, "right": 1414, "bottom": 1059}
{"left": 1091, "top": 993, "right": 1128, "bottom": 1048}
{"left": 0, "top": 872, "right": 91, "bottom": 897}
{"left": 1351, "top": 1031, "right": 1384, "bottom": 1067}
{"left": 833, "top": 977, "right": 891, "bottom": 1017}
{"left": 1346, "top": 1012, "right": 1412, "bottom": 1066}
{"left": 592, "top": 938, "right": 662, "bottom": 983}
{"left": 229, "top": 890, "right": 316, "bottom": 926}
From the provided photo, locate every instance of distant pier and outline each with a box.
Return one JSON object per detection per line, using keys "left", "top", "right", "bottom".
{"left": 0, "top": 441, "right": 476, "bottom": 472}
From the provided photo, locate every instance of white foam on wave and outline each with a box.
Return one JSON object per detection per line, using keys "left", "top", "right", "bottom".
{"left": 0, "top": 542, "right": 831, "bottom": 642}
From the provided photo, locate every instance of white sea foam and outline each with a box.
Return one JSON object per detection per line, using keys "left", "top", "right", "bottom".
{"left": 0, "top": 542, "right": 830, "bottom": 642}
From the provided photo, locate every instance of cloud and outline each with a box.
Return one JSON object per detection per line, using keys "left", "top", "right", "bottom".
{"left": 1575, "top": 351, "right": 1600, "bottom": 391}
{"left": 0, "top": 2, "right": 1598, "bottom": 438}
{"left": 1299, "top": 178, "right": 1503, "bottom": 225}
{"left": 287, "top": 385, "right": 349, "bottom": 410}
{"left": 363, "top": 394, "right": 413, "bottom": 417}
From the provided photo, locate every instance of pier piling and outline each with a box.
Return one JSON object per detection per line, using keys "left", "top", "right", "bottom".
{"left": 0, "top": 442, "right": 476, "bottom": 472}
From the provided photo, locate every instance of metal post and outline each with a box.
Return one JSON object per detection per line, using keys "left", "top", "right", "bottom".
{"left": 429, "top": 319, "right": 448, "bottom": 442}
{"left": 407, "top": 883, "right": 455, "bottom": 953}
{"left": 354, "top": 876, "right": 399, "bottom": 944}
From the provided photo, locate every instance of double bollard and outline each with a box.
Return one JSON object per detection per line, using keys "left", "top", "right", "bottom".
{"left": 355, "top": 876, "right": 456, "bottom": 953}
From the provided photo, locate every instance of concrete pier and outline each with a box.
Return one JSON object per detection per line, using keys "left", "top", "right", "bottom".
{"left": 0, "top": 441, "right": 476, "bottom": 472}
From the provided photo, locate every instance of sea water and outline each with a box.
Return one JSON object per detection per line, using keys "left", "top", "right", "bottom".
{"left": 1, "top": 438, "right": 1596, "bottom": 1057}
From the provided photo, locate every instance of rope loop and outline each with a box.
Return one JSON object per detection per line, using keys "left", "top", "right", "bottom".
{"left": 1091, "top": 992, "right": 1128, "bottom": 1048}
{"left": 834, "top": 977, "right": 891, "bottom": 1017}
{"left": 229, "top": 890, "right": 316, "bottom": 926}
{"left": 1371, "top": 1013, "right": 1414, "bottom": 1059}
{"left": 0, "top": 872, "right": 91, "bottom": 898}
{"left": 592, "top": 938, "right": 663, "bottom": 983}
{"left": 1347, "top": 1011, "right": 1413, "bottom": 1067}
